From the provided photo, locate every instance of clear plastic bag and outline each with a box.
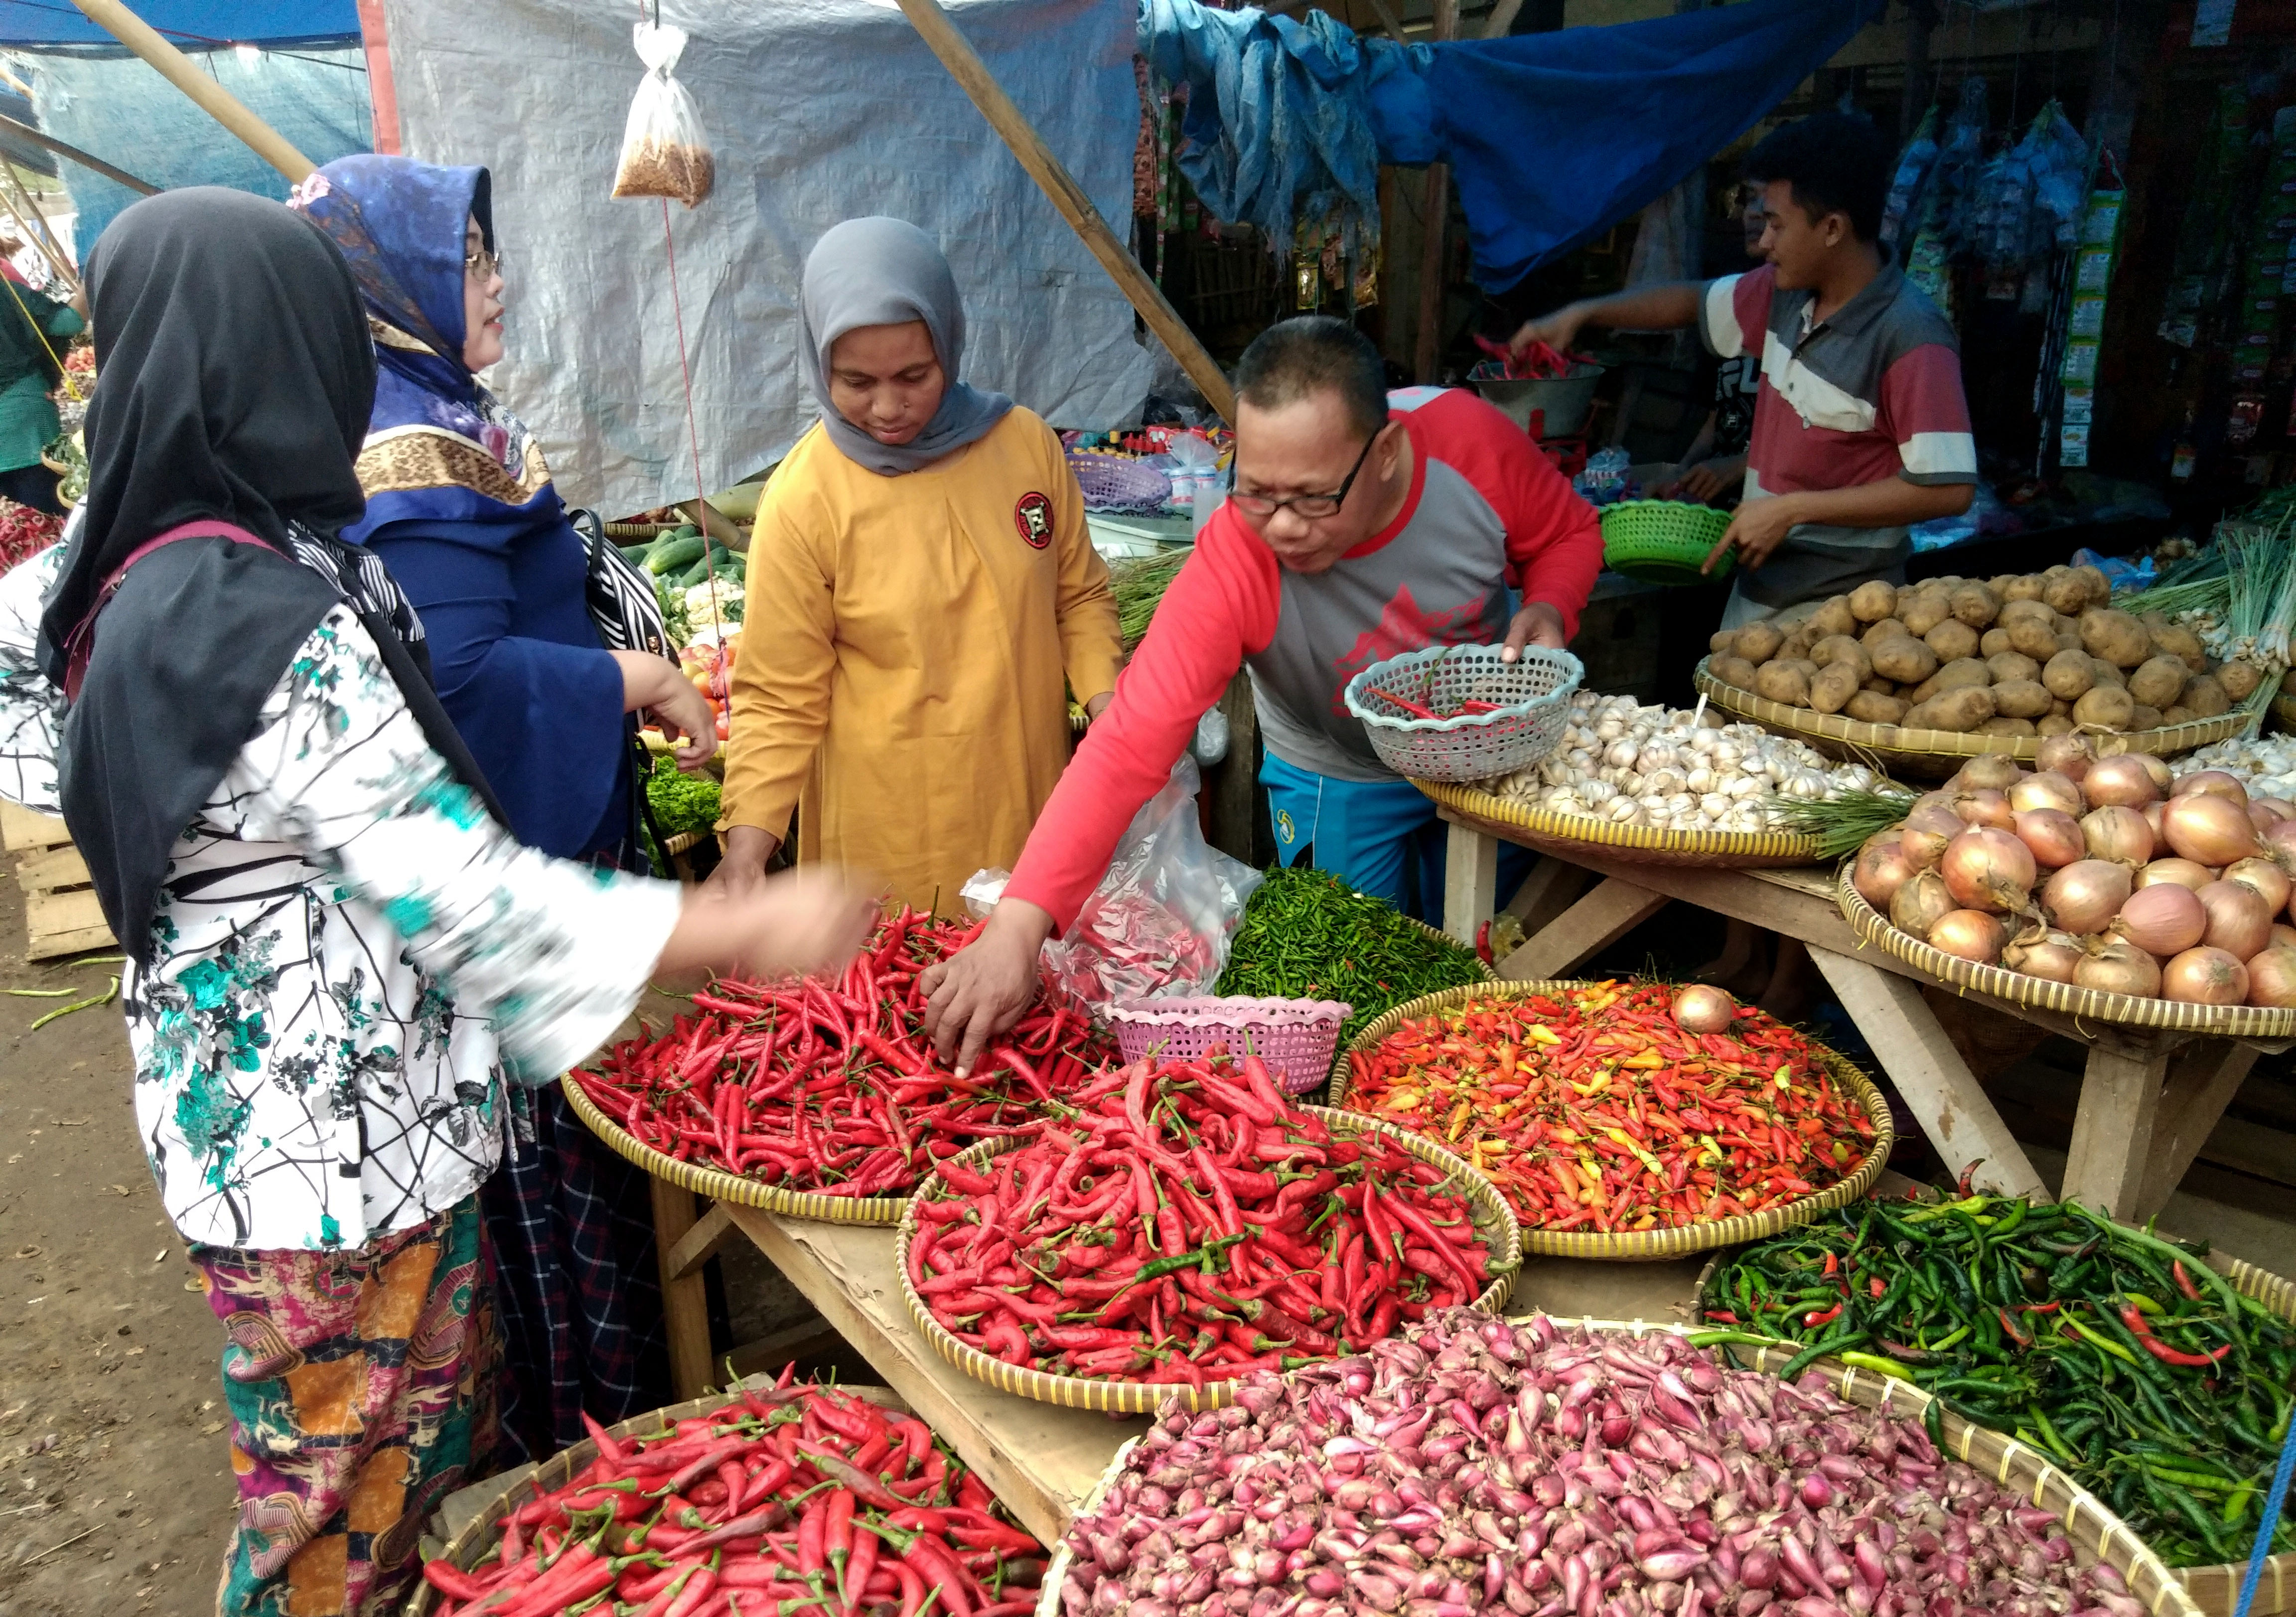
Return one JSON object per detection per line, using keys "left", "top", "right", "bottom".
{"left": 612, "top": 21, "right": 715, "bottom": 209}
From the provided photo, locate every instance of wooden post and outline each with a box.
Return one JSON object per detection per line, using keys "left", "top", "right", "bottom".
{"left": 1363, "top": 0, "right": 1410, "bottom": 40}
{"left": 67, "top": 0, "right": 314, "bottom": 182}
{"left": 1411, "top": 0, "right": 1461, "bottom": 384}
{"left": 895, "top": 0, "right": 1235, "bottom": 423}
{"left": 1481, "top": 0, "right": 1528, "bottom": 37}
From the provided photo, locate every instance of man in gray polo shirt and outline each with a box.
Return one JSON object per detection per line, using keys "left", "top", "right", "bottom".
{"left": 1515, "top": 111, "right": 1977, "bottom": 627}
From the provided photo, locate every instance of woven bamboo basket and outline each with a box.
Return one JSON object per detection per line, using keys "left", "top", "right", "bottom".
{"left": 1335, "top": 981, "right": 1893, "bottom": 1261}
{"left": 893, "top": 1106, "right": 1524, "bottom": 1415}
{"left": 1695, "top": 658, "right": 2266, "bottom": 781}
{"left": 1412, "top": 778, "right": 1825, "bottom": 869}
{"left": 1835, "top": 864, "right": 2296, "bottom": 1039}
{"left": 1038, "top": 1317, "right": 2202, "bottom": 1617}
{"left": 562, "top": 1071, "right": 914, "bottom": 1225}
{"left": 405, "top": 1381, "right": 914, "bottom": 1617}
{"left": 1689, "top": 1230, "right": 2296, "bottom": 1616}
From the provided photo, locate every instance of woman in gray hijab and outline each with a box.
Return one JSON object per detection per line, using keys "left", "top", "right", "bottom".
{"left": 710, "top": 217, "right": 1122, "bottom": 913}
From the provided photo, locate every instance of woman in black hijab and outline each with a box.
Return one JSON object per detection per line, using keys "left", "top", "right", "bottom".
{"left": 0, "top": 187, "right": 869, "bottom": 1617}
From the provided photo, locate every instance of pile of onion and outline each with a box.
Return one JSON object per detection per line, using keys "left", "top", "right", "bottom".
{"left": 1854, "top": 743, "right": 2296, "bottom": 1008}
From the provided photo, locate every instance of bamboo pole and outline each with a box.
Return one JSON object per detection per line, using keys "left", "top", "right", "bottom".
{"left": 894, "top": 0, "right": 1236, "bottom": 424}
{"left": 67, "top": 0, "right": 313, "bottom": 183}
{"left": 0, "top": 166, "right": 77, "bottom": 290}
{"left": 1481, "top": 0, "right": 1527, "bottom": 37}
{"left": 0, "top": 113, "right": 158, "bottom": 196}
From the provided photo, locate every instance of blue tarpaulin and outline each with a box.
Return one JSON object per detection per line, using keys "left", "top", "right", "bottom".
{"left": 1142, "top": 0, "right": 1884, "bottom": 291}
{"left": 0, "top": 1, "right": 359, "bottom": 46}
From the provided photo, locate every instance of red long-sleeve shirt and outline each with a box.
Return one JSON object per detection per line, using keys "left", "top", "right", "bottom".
{"left": 1006, "top": 387, "right": 1602, "bottom": 931}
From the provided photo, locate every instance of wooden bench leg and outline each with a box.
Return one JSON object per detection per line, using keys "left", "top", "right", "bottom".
{"left": 1443, "top": 819, "right": 1500, "bottom": 946}
{"left": 2134, "top": 1042, "right": 2257, "bottom": 1220}
{"left": 650, "top": 1176, "right": 716, "bottom": 1399}
{"left": 1497, "top": 876, "right": 1667, "bottom": 981}
{"left": 1806, "top": 947, "right": 2047, "bottom": 1199}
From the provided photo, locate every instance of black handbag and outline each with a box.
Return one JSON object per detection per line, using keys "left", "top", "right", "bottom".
{"left": 569, "top": 506, "right": 671, "bottom": 658}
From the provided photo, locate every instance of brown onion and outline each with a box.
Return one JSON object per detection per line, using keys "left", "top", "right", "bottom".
{"left": 1940, "top": 827, "right": 2037, "bottom": 915}
{"left": 2014, "top": 808, "right": 2085, "bottom": 871}
{"left": 2143, "top": 800, "right": 2168, "bottom": 843}
{"left": 1951, "top": 788, "right": 2015, "bottom": 832}
{"left": 1929, "top": 910, "right": 2006, "bottom": 964}
{"left": 2138, "top": 754, "right": 2174, "bottom": 794}
{"left": 2136, "top": 858, "right": 2214, "bottom": 892}
{"left": 1851, "top": 831, "right": 1915, "bottom": 910}
{"left": 2162, "top": 946, "right": 2248, "bottom": 1006}
{"left": 2083, "top": 754, "right": 2162, "bottom": 809}
{"left": 2113, "top": 882, "right": 2207, "bottom": 955}
{"left": 2274, "top": 923, "right": 2296, "bottom": 951}
{"left": 2256, "top": 797, "right": 2296, "bottom": 825}
{"left": 2003, "top": 931, "right": 2085, "bottom": 982}
{"left": 2041, "top": 860, "right": 2132, "bottom": 936}
{"left": 2008, "top": 772, "right": 2083, "bottom": 818}
{"left": 2264, "top": 818, "right": 2296, "bottom": 872}
{"left": 1891, "top": 870, "right": 1956, "bottom": 938}
{"left": 2172, "top": 769, "right": 2249, "bottom": 806}
{"left": 1899, "top": 802, "right": 1966, "bottom": 872}
{"left": 2035, "top": 733, "right": 2095, "bottom": 781}
{"left": 2224, "top": 856, "right": 2294, "bottom": 916}
{"left": 2196, "top": 881, "right": 2274, "bottom": 962}
{"left": 2081, "top": 805, "right": 2154, "bottom": 867}
{"left": 2076, "top": 939, "right": 2163, "bottom": 998}
{"left": 2245, "top": 943, "right": 2296, "bottom": 1008}
{"left": 2161, "top": 791, "right": 2265, "bottom": 867}
{"left": 1953, "top": 755, "right": 2025, "bottom": 792}
{"left": 1672, "top": 983, "right": 1737, "bottom": 1034}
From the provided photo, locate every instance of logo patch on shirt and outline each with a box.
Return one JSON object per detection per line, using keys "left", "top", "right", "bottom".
{"left": 1013, "top": 492, "right": 1054, "bottom": 549}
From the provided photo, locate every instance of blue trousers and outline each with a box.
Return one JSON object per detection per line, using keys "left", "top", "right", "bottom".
{"left": 1261, "top": 751, "right": 1533, "bottom": 925}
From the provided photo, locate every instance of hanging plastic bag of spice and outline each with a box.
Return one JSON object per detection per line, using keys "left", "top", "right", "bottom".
{"left": 612, "top": 19, "right": 714, "bottom": 209}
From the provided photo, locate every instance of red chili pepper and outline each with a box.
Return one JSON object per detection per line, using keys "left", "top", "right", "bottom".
{"left": 1804, "top": 1303, "right": 1843, "bottom": 1328}
{"left": 2174, "top": 1259, "right": 2203, "bottom": 1302}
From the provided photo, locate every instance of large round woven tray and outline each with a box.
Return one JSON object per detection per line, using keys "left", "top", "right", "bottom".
{"left": 1690, "top": 1224, "right": 2296, "bottom": 1616}
{"left": 562, "top": 1070, "right": 914, "bottom": 1224}
{"left": 1695, "top": 657, "right": 2261, "bottom": 780}
{"left": 405, "top": 1381, "right": 913, "bottom": 1617}
{"left": 1037, "top": 1317, "right": 2201, "bottom": 1617}
{"left": 1835, "top": 864, "right": 2296, "bottom": 1039}
{"left": 1412, "top": 777, "right": 1824, "bottom": 869}
{"left": 1336, "top": 981, "right": 1893, "bottom": 1261}
{"left": 894, "top": 1106, "right": 1524, "bottom": 1414}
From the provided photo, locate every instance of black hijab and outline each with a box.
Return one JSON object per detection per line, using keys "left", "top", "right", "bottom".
{"left": 37, "top": 187, "right": 503, "bottom": 964}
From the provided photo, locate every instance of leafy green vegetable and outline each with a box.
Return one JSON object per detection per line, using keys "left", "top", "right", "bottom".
{"left": 646, "top": 760, "right": 722, "bottom": 837}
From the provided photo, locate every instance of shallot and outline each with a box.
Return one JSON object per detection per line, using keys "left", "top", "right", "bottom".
{"left": 2012, "top": 808, "right": 2083, "bottom": 870}
{"left": 1671, "top": 983, "right": 1736, "bottom": 1035}
{"left": 2135, "top": 857, "right": 2213, "bottom": 893}
{"left": 2076, "top": 938, "right": 2162, "bottom": 998}
{"left": 1929, "top": 909, "right": 2006, "bottom": 964}
{"left": 2162, "top": 945, "right": 2249, "bottom": 1006}
{"left": 2081, "top": 754, "right": 2159, "bottom": 808}
{"left": 2161, "top": 790, "right": 2264, "bottom": 867}
{"left": 2079, "top": 804, "right": 2153, "bottom": 867}
{"left": 2040, "top": 860, "right": 2130, "bottom": 936}
{"left": 2246, "top": 942, "right": 2296, "bottom": 1008}
{"left": 1851, "top": 832, "right": 1914, "bottom": 910}
{"left": 2196, "top": 879, "right": 2274, "bottom": 961}
{"left": 1939, "top": 827, "right": 2035, "bottom": 915}
{"left": 2113, "top": 882, "right": 2208, "bottom": 956}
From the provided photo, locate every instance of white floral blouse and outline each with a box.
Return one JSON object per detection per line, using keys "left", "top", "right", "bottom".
{"left": 0, "top": 544, "right": 682, "bottom": 1253}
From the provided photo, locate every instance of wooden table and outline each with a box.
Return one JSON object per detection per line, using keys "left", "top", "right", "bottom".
{"left": 1439, "top": 801, "right": 2281, "bottom": 1224}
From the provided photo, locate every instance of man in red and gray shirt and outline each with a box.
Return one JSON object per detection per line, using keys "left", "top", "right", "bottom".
{"left": 920, "top": 316, "right": 1602, "bottom": 1069}
{"left": 1516, "top": 111, "right": 1976, "bottom": 627}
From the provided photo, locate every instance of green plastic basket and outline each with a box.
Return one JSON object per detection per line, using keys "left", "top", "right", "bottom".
{"left": 1601, "top": 499, "right": 1734, "bottom": 585}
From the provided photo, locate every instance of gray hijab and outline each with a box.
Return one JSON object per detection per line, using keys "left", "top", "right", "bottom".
{"left": 799, "top": 217, "right": 1013, "bottom": 476}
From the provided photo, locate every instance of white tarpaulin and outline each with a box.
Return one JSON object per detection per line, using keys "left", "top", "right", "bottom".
{"left": 381, "top": 0, "right": 1153, "bottom": 517}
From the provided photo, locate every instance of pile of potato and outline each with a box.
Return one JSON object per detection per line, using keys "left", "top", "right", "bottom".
{"left": 1705, "top": 564, "right": 2267, "bottom": 738}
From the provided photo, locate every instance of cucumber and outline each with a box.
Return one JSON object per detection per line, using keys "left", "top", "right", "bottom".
{"left": 679, "top": 544, "right": 734, "bottom": 588}
{"left": 646, "top": 533, "right": 707, "bottom": 576}
{"left": 618, "top": 543, "right": 655, "bottom": 565}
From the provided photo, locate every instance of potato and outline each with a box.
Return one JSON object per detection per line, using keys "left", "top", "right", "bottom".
{"left": 1809, "top": 661, "right": 1861, "bottom": 716}
{"left": 1999, "top": 575, "right": 2046, "bottom": 602}
{"left": 2128, "top": 705, "right": 2163, "bottom": 732}
{"left": 1925, "top": 619, "right": 1982, "bottom": 662}
{"left": 1907, "top": 672, "right": 1944, "bottom": 706}
{"left": 2005, "top": 614, "right": 2063, "bottom": 661}
{"left": 2182, "top": 674, "right": 2232, "bottom": 718}
{"left": 2127, "top": 655, "right": 2190, "bottom": 711}
{"left": 1979, "top": 628, "right": 2014, "bottom": 658}
{"left": 1992, "top": 678, "right": 2052, "bottom": 720}
{"left": 1781, "top": 658, "right": 1820, "bottom": 681}
{"left": 1907, "top": 687, "right": 1995, "bottom": 733}
{"left": 1949, "top": 583, "right": 2001, "bottom": 628}
{"left": 1779, "top": 625, "right": 1819, "bottom": 662}
{"left": 2049, "top": 699, "right": 2071, "bottom": 719}
{"left": 1709, "top": 629, "right": 1737, "bottom": 655}
{"left": 1811, "top": 634, "right": 1871, "bottom": 676}
{"left": 2056, "top": 630, "right": 2084, "bottom": 653}
{"left": 1871, "top": 636, "right": 1939, "bottom": 684}
{"left": 2162, "top": 705, "right": 2194, "bottom": 726}
{"left": 1847, "top": 691, "right": 1909, "bottom": 725}
{"left": 1710, "top": 655, "right": 1758, "bottom": 691}
{"left": 1896, "top": 590, "right": 1951, "bottom": 638}
{"left": 2218, "top": 659, "right": 2265, "bottom": 701}
{"left": 1848, "top": 580, "right": 1898, "bottom": 623}
{"left": 1979, "top": 716, "right": 2038, "bottom": 737}
{"left": 1808, "top": 596, "right": 1858, "bottom": 639}
{"left": 2038, "top": 714, "right": 2074, "bottom": 736}
{"left": 1732, "top": 623, "right": 1784, "bottom": 664}
{"left": 2044, "top": 566, "right": 2104, "bottom": 615}
{"left": 1999, "top": 597, "right": 2054, "bottom": 624}
{"left": 1864, "top": 618, "right": 1913, "bottom": 648}
{"left": 2072, "top": 684, "right": 2135, "bottom": 729}
{"left": 2089, "top": 657, "right": 2126, "bottom": 689}
{"left": 2041, "top": 649, "right": 2095, "bottom": 701}
{"left": 1935, "top": 657, "right": 1993, "bottom": 692}
{"left": 2079, "top": 608, "right": 2151, "bottom": 669}
{"left": 1754, "top": 662, "right": 1812, "bottom": 707}
{"left": 2072, "top": 565, "right": 2111, "bottom": 608}
{"left": 1987, "top": 651, "right": 2040, "bottom": 685}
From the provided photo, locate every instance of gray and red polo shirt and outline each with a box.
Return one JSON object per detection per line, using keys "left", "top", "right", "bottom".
{"left": 1701, "top": 256, "right": 1977, "bottom": 609}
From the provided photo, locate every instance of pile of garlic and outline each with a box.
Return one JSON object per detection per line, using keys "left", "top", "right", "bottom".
{"left": 1483, "top": 691, "right": 1879, "bottom": 834}
{"left": 2172, "top": 732, "right": 2296, "bottom": 802}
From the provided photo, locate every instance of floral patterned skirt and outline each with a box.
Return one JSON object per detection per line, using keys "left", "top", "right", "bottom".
{"left": 190, "top": 1195, "right": 498, "bottom": 1617}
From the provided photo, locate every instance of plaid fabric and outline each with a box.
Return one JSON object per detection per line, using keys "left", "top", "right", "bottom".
{"left": 482, "top": 1083, "right": 672, "bottom": 1465}
{"left": 190, "top": 1196, "right": 498, "bottom": 1617}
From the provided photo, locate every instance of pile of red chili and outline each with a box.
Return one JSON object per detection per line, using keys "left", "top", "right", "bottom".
{"left": 421, "top": 1370, "right": 1042, "bottom": 1617}
{"left": 1343, "top": 981, "right": 1876, "bottom": 1235}
{"left": 908, "top": 1054, "right": 1502, "bottom": 1388}
{"left": 572, "top": 908, "right": 1114, "bottom": 1198}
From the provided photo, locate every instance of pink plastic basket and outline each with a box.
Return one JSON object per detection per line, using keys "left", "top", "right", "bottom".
{"left": 1106, "top": 996, "right": 1352, "bottom": 1094}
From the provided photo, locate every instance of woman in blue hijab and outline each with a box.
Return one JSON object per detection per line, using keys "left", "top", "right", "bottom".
{"left": 295, "top": 154, "right": 712, "bottom": 1462}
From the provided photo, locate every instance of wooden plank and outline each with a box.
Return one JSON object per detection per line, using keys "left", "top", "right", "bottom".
{"left": 1442, "top": 818, "right": 1500, "bottom": 945}
{"left": 894, "top": 0, "right": 1236, "bottom": 423}
{"left": 25, "top": 888, "right": 113, "bottom": 961}
{"left": 650, "top": 1180, "right": 716, "bottom": 1400}
{"left": 1208, "top": 673, "right": 1260, "bottom": 867}
{"left": 721, "top": 1206, "right": 1139, "bottom": 1547}
{"left": 0, "top": 801, "right": 69, "bottom": 854}
{"left": 724, "top": 1320, "right": 850, "bottom": 1382}
{"left": 1503, "top": 856, "right": 1594, "bottom": 935}
{"left": 14, "top": 844, "right": 91, "bottom": 894}
{"left": 1806, "top": 945, "right": 2048, "bottom": 1200}
{"left": 2135, "top": 1042, "right": 2258, "bottom": 1220}
{"left": 1498, "top": 877, "right": 1667, "bottom": 981}
{"left": 1481, "top": 0, "right": 1527, "bottom": 35}
{"left": 2062, "top": 1042, "right": 2171, "bottom": 1220}
{"left": 665, "top": 1200, "right": 738, "bottom": 1285}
